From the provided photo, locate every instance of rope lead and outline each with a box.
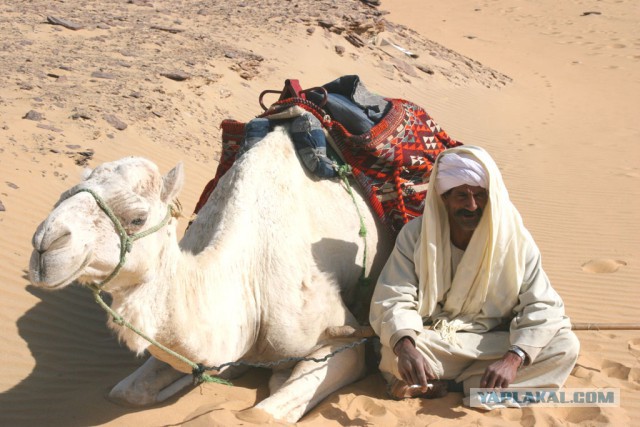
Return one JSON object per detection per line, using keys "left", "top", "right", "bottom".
{"left": 337, "top": 165, "right": 370, "bottom": 287}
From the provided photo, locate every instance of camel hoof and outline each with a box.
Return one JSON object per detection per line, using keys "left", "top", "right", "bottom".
{"left": 235, "top": 407, "right": 276, "bottom": 424}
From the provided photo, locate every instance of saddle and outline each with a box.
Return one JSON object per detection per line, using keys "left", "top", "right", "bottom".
{"left": 193, "top": 76, "right": 462, "bottom": 237}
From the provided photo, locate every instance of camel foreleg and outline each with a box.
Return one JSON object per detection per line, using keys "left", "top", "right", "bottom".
{"left": 108, "top": 356, "right": 191, "bottom": 406}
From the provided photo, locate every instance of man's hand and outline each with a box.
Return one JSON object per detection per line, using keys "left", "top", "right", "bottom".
{"left": 394, "top": 336, "right": 436, "bottom": 392}
{"left": 480, "top": 351, "right": 522, "bottom": 389}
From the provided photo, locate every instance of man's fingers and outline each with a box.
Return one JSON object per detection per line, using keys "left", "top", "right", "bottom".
{"left": 481, "top": 369, "right": 496, "bottom": 389}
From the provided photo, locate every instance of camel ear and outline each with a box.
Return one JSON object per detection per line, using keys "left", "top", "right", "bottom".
{"left": 161, "top": 162, "right": 184, "bottom": 203}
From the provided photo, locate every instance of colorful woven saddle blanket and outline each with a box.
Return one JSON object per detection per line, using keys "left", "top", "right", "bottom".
{"left": 194, "top": 76, "right": 462, "bottom": 237}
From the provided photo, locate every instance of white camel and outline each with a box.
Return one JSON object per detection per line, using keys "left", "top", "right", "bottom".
{"left": 29, "top": 127, "right": 390, "bottom": 422}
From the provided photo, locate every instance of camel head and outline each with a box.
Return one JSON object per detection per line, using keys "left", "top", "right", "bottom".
{"left": 29, "top": 157, "right": 184, "bottom": 292}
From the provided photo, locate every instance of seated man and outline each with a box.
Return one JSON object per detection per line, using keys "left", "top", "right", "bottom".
{"left": 369, "top": 146, "right": 579, "bottom": 402}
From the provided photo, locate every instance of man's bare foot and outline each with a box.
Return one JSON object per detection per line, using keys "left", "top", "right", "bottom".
{"left": 387, "top": 378, "right": 448, "bottom": 400}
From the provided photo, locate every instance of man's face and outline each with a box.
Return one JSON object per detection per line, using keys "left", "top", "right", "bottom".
{"left": 441, "top": 184, "right": 488, "bottom": 232}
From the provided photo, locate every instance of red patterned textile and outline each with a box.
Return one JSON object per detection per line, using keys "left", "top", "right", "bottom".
{"left": 323, "top": 99, "right": 462, "bottom": 235}
{"left": 193, "top": 98, "right": 461, "bottom": 237}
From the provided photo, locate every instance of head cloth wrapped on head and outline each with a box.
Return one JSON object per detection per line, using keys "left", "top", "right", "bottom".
{"left": 435, "top": 152, "right": 488, "bottom": 195}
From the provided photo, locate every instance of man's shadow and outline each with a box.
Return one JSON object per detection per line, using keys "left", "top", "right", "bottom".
{"left": 0, "top": 279, "right": 153, "bottom": 426}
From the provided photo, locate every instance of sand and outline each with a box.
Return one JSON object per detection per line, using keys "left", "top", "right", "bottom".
{"left": 1, "top": 0, "right": 638, "bottom": 425}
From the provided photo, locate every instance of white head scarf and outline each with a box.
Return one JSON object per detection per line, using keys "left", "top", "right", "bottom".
{"left": 435, "top": 152, "right": 488, "bottom": 195}
{"left": 417, "top": 146, "right": 534, "bottom": 337}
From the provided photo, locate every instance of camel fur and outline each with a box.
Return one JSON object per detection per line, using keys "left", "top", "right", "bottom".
{"left": 28, "top": 127, "right": 390, "bottom": 422}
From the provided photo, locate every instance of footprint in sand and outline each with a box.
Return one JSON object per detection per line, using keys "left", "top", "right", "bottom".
{"left": 581, "top": 259, "right": 627, "bottom": 274}
{"left": 629, "top": 338, "right": 640, "bottom": 358}
{"left": 601, "top": 359, "right": 631, "bottom": 380}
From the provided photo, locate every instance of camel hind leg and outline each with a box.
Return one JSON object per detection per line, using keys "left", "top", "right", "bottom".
{"left": 247, "top": 340, "right": 366, "bottom": 423}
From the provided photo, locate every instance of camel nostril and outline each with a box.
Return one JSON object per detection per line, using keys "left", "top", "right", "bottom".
{"left": 46, "top": 232, "right": 72, "bottom": 252}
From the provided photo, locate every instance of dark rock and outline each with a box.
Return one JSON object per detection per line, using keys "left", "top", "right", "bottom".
{"left": 0, "top": 200, "right": 5, "bottom": 212}
{"left": 71, "top": 110, "right": 92, "bottom": 120}
{"left": 345, "top": 33, "right": 365, "bottom": 48}
{"left": 161, "top": 71, "right": 190, "bottom": 81}
{"left": 23, "top": 110, "right": 44, "bottom": 121}
{"left": 417, "top": 65, "right": 435, "bottom": 75}
{"left": 103, "top": 114, "right": 128, "bottom": 130}
{"left": 6, "top": 182, "right": 18, "bottom": 189}
{"left": 306, "top": 27, "right": 316, "bottom": 35}
{"left": 47, "top": 16, "right": 85, "bottom": 31}
{"left": 335, "top": 45, "right": 346, "bottom": 55}
{"left": 37, "top": 124, "right": 63, "bottom": 132}
{"left": 91, "top": 71, "right": 117, "bottom": 79}
{"left": 150, "top": 25, "right": 184, "bottom": 34}
{"left": 65, "top": 144, "right": 81, "bottom": 149}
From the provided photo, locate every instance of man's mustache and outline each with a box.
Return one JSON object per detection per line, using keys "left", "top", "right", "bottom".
{"left": 455, "top": 208, "right": 483, "bottom": 217}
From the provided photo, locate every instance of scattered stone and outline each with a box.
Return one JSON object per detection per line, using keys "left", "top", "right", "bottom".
{"left": 6, "top": 182, "right": 18, "bottom": 189}
{"left": 23, "top": 110, "right": 44, "bottom": 121}
{"left": 225, "top": 51, "right": 238, "bottom": 59}
{"left": 318, "top": 19, "right": 335, "bottom": 29}
{"left": 581, "top": 11, "right": 602, "bottom": 16}
{"left": 464, "top": 35, "right": 477, "bottom": 40}
{"left": 47, "top": 16, "right": 85, "bottom": 31}
{"left": 161, "top": 71, "right": 190, "bottom": 81}
{"left": 306, "top": 27, "right": 316, "bottom": 35}
{"left": 104, "top": 114, "right": 128, "bottom": 130}
{"left": 150, "top": 25, "right": 184, "bottom": 34}
{"left": 417, "top": 64, "right": 435, "bottom": 75}
{"left": 37, "top": 123, "right": 63, "bottom": 132}
{"left": 69, "top": 149, "right": 95, "bottom": 166}
{"left": 71, "top": 110, "right": 93, "bottom": 120}
{"left": 0, "top": 200, "right": 5, "bottom": 212}
{"left": 345, "top": 33, "right": 365, "bottom": 48}
{"left": 390, "top": 58, "right": 418, "bottom": 77}
{"left": 96, "top": 23, "right": 111, "bottom": 30}
{"left": 129, "top": 91, "right": 143, "bottom": 98}
{"left": 91, "top": 71, "right": 117, "bottom": 79}
{"left": 128, "top": 0, "right": 154, "bottom": 6}
{"left": 65, "top": 144, "right": 81, "bottom": 149}
{"left": 47, "top": 73, "right": 61, "bottom": 79}
{"left": 59, "top": 65, "right": 73, "bottom": 71}
{"left": 335, "top": 45, "right": 346, "bottom": 55}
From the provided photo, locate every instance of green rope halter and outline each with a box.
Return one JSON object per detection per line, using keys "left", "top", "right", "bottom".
{"left": 73, "top": 187, "right": 230, "bottom": 385}
{"left": 74, "top": 188, "right": 174, "bottom": 289}
{"left": 72, "top": 182, "right": 369, "bottom": 387}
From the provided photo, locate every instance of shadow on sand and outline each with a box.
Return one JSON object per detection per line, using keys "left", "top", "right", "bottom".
{"left": 0, "top": 282, "right": 161, "bottom": 426}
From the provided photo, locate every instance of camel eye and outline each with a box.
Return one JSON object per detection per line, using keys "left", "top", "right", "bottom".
{"left": 131, "top": 217, "right": 146, "bottom": 226}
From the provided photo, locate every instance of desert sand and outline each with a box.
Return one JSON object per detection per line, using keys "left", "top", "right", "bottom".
{"left": 0, "top": 0, "right": 638, "bottom": 425}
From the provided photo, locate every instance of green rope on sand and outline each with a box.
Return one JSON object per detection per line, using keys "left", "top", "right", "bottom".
{"left": 337, "top": 165, "right": 370, "bottom": 287}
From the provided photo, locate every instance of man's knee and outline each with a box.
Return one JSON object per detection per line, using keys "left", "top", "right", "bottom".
{"left": 554, "top": 328, "right": 580, "bottom": 364}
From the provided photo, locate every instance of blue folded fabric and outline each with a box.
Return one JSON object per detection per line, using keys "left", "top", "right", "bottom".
{"left": 290, "top": 113, "right": 336, "bottom": 178}
{"left": 240, "top": 114, "right": 336, "bottom": 179}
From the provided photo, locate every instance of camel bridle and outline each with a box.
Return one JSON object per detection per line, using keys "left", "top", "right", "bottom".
{"left": 72, "top": 188, "right": 175, "bottom": 289}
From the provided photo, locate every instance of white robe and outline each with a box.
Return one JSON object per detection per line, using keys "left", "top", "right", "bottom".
{"left": 370, "top": 146, "right": 573, "bottom": 365}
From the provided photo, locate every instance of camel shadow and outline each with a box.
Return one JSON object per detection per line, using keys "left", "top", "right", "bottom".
{"left": 0, "top": 280, "right": 171, "bottom": 427}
